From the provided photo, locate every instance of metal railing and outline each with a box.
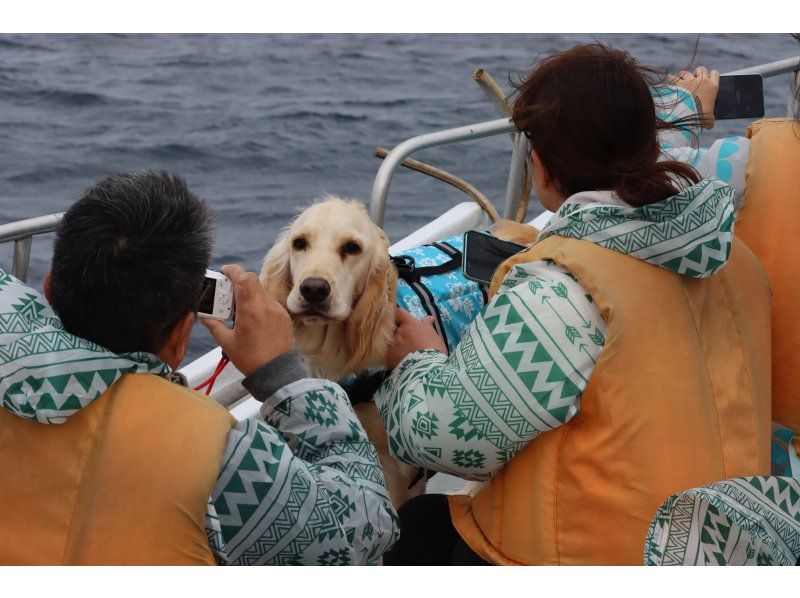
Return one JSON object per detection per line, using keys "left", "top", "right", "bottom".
{"left": 368, "top": 118, "right": 516, "bottom": 225}
{"left": 0, "top": 213, "right": 62, "bottom": 282}
{"left": 369, "top": 55, "right": 800, "bottom": 228}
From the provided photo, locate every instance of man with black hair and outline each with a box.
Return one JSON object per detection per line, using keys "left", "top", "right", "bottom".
{"left": 0, "top": 171, "right": 398, "bottom": 565}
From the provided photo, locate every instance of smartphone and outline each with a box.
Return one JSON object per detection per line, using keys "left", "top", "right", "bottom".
{"left": 462, "top": 230, "right": 527, "bottom": 286}
{"left": 713, "top": 74, "right": 764, "bottom": 120}
{"left": 198, "top": 269, "right": 235, "bottom": 320}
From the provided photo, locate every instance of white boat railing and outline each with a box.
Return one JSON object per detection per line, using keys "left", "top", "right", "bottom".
{"left": 369, "top": 55, "right": 800, "bottom": 228}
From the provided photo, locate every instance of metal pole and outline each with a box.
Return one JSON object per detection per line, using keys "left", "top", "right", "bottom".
{"left": 726, "top": 56, "right": 800, "bottom": 77}
{"left": 12, "top": 237, "right": 32, "bottom": 282}
{"left": 369, "top": 118, "right": 515, "bottom": 226}
{"left": 0, "top": 213, "right": 62, "bottom": 243}
{"left": 788, "top": 68, "right": 800, "bottom": 118}
{"left": 0, "top": 213, "right": 61, "bottom": 283}
{"left": 502, "top": 132, "right": 528, "bottom": 220}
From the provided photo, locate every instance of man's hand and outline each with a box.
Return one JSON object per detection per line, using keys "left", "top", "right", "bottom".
{"left": 385, "top": 307, "right": 448, "bottom": 370}
{"left": 672, "top": 66, "right": 720, "bottom": 130}
{"left": 202, "top": 264, "right": 293, "bottom": 377}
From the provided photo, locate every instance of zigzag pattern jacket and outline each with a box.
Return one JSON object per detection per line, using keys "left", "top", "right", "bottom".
{"left": 374, "top": 87, "right": 743, "bottom": 480}
{"left": 0, "top": 270, "right": 399, "bottom": 565}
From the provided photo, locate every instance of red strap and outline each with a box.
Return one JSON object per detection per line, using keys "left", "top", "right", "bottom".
{"left": 193, "top": 356, "right": 230, "bottom": 395}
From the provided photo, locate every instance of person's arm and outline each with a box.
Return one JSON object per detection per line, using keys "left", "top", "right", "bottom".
{"left": 203, "top": 266, "right": 398, "bottom": 565}
{"left": 653, "top": 83, "right": 703, "bottom": 149}
{"left": 654, "top": 68, "right": 750, "bottom": 208}
{"left": 374, "top": 260, "right": 606, "bottom": 480}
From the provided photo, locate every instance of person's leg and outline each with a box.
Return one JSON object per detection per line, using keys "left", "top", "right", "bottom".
{"left": 383, "top": 493, "right": 488, "bottom": 565}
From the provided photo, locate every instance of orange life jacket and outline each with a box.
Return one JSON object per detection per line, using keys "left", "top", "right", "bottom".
{"left": 450, "top": 234, "right": 772, "bottom": 565}
{"left": 736, "top": 117, "right": 800, "bottom": 437}
{"left": 0, "top": 373, "right": 235, "bottom": 565}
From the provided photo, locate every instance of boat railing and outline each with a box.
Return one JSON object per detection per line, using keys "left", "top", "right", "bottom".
{"left": 0, "top": 213, "right": 62, "bottom": 283}
{"left": 369, "top": 55, "right": 800, "bottom": 228}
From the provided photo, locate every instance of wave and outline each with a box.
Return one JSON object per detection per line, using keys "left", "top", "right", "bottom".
{"left": 21, "top": 88, "right": 128, "bottom": 108}
{"left": 273, "top": 110, "right": 368, "bottom": 122}
{"left": 145, "top": 143, "right": 214, "bottom": 160}
{"left": 0, "top": 37, "right": 54, "bottom": 52}
{"left": 7, "top": 165, "right": 79, "bottom": 184}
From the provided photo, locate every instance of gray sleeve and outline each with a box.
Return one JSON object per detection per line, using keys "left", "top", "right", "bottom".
{"left": 241, "top": 349, "right": 308, "bottom": 402}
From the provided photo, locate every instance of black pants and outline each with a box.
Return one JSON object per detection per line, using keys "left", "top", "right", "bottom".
{"left": 383, "top": 494, "right": 489, "bottom": 565}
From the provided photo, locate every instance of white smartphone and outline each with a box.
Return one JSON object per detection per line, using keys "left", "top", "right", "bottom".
{"left": 198, "top": 269, "right": 235, "bottom": 320}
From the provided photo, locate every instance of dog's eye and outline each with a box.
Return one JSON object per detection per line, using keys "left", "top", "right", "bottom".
{"left": 341, "top": 241, "right": 361, "bottom": 256}
{"left": 292, "top": 237, "right": 307, "bottom": 250}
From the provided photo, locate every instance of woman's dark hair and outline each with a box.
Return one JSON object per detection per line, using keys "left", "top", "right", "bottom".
{"left": 50, "top": 170, "right": 214, "bottom": 354}
{"left": 511, "top": 42, "right": 701, "bottom": 207}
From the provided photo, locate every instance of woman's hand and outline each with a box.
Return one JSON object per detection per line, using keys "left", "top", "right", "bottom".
{"left": 385, "top": 307, "right": 449, "bottom": 370}
{"left": 672, "top": 66, "right": 720, "bottom": 130}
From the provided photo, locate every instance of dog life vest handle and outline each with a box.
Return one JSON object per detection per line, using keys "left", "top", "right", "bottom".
{"left": 390, "top": 241, "right": 463, "bottom": 282}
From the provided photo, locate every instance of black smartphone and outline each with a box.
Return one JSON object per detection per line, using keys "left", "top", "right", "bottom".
{"left": 462, "top": 230, "right": 527, "bottom": 286}
{"left": 713, "top": 74, "right": 765, "bottom": 120}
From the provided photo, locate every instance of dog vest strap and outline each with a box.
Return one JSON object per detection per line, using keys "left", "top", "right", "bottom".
{"left": 392, "top": 242, "right": 463, "bottom": 282}
{"left": 409, "top": 279, "right": 447, "bottom": 341}
{"left": 432, "top": 240, "right": 460, "bottom": 259}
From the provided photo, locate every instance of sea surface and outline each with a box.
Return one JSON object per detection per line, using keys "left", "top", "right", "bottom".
{"left": 0, "top": 33, "right": 797, "bottom": 361}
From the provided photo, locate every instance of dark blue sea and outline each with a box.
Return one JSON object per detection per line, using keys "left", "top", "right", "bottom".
{"left": 0, "top": 33, "right": 797, "bottom": 360}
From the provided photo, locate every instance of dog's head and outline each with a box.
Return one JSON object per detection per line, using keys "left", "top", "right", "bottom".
{"left": 260, "top": 196, "right": 394, "bottom": 329}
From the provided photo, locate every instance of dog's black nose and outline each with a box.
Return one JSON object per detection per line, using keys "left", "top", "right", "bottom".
{"left": 299, "top": 277, "right": 331, "bottom": 304}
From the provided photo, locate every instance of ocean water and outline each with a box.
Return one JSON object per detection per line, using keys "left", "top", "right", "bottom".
{"left": 0, "top": 33, "right": 797, "bottom": 361}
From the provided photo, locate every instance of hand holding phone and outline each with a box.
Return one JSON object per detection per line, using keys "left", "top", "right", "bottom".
{"left": 201, "top": 265, "right": 293, "bottom": 377}
{"left": 673, "top": 66, "right": 721, "bottom": 129}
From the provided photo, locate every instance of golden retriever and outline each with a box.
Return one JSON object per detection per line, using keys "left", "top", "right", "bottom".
{"left": 260, "top": 196, "right": 421, "bottom": 508}
{"left": 260, "top": 196, "right": 540, "bottom": 508}
{"left": 260, "top": 196, "right": 397, "bottom": 381}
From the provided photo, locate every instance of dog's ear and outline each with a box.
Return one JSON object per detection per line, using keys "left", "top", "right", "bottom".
{"left": 344, "top": 227, "right": 397, "bottom": 373}
{"left": 260, "top": 227, "right": 292, "bottom": 308}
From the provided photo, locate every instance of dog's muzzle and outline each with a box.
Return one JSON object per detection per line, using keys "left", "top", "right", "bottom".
{"left": 299, "top": 277, "right": 331, "bottom": 305}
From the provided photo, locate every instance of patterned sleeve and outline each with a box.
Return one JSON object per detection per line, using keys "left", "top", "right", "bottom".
{"left": 652, "top": 85, "right": 701, "bottom": 149}
{"left": 662, "top": 137, "right": 750, "bottom": 210}
{"left": 206, "top": 379, "right": 399, "bottom": 565}
{"left": 652, "top": 84, "right": 750, "bottom": 207}
{"left": 374, "top": 259, "right": 606, "bottom": 481}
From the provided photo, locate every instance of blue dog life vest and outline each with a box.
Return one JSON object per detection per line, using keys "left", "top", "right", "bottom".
{"left": 392, "top": 234, "right": 487, "bottom": 353}
{"left": 342, "top": 234, "right": 487, "bottom": 419}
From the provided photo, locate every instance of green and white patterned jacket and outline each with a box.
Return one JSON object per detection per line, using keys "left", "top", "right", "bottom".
{"left": 0, "top": 269, "right": 398, "bottom": 565}
{"left": 374, "top": 86, "right": 743, "bottom": 481}
{"left": 375, "top": 178, "right": 738, "bottom": 480}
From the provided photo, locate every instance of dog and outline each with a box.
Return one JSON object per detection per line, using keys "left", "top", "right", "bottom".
{"left": 260, "top": 196, "right": 397, "bottom": 382}
{"left": 260, "top": 195, "right": 540, "bottom": 508}
{"left": 260, "top": 196, "right": 421, "bottom": 507}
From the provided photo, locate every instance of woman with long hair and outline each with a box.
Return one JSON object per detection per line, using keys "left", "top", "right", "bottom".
{"left": 376, "top": 42, "right": 773, "bottom": 565}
